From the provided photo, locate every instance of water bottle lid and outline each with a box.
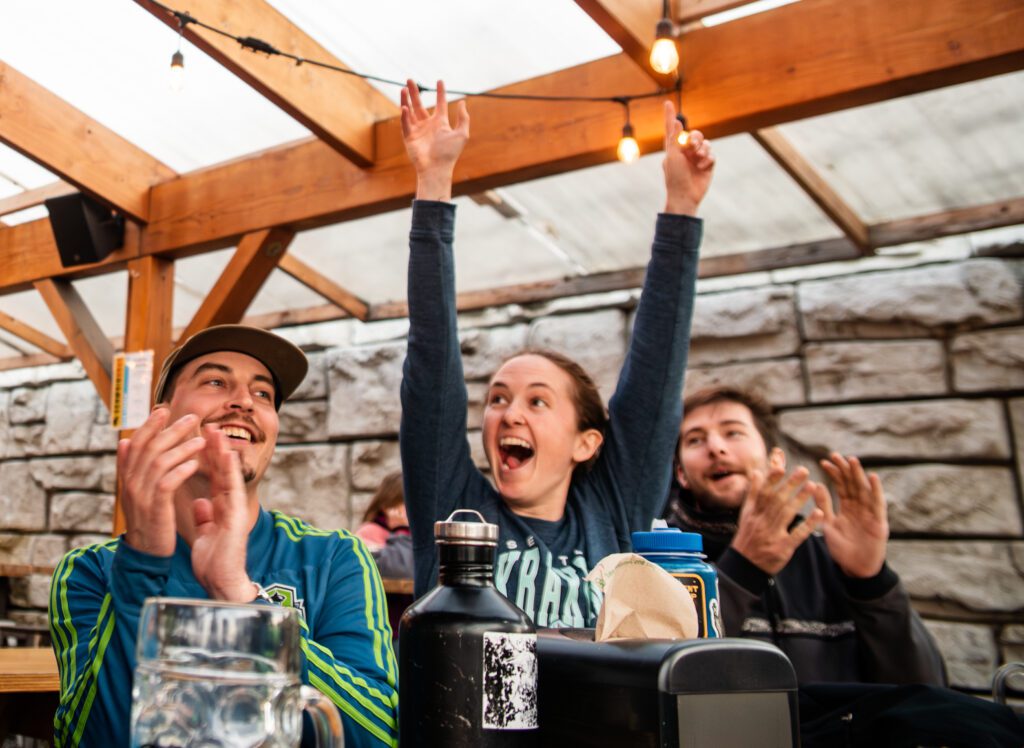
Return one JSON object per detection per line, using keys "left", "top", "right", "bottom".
{"left": 434, "top": 509, "right": 499, "bottom": 544}
{"left": 632, "top": 526, "right": 704, "bottom": 553}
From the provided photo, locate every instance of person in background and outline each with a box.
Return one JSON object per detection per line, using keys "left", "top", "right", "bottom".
{"left": 664, "top": 385, "right": 945, "bottom": 685}
{"left": 50, "top": 325, "right": 398, "bottom": 747}
{"left": 398, "top": 78, "right": 715, "bottom": 627}
{"left": 356, "top": 471, "right": 413, "bottom": 579}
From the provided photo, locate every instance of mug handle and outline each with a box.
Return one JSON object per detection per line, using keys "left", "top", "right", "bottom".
{"left": 300, "top": 685, "right": 345, "bottom": 747}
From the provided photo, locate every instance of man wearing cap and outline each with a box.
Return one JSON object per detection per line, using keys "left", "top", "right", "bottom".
{"left": 49, "top": 325, "right": 398, "bottom": 747}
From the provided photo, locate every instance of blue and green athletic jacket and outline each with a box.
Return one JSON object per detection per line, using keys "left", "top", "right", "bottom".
{"left": 49, "top": 508, "right": 399, "bottom": 747}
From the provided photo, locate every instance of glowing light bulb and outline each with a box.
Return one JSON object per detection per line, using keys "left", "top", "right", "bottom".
{"left": 650, "top": 19, "right": 679, "bottom": 75}
{"left": 617, "top": 124, "right": 640, "bottom": 164}
{"left": 675, "top": 113, "right": 690, "bottom": 147}
{"left": 169, "top": 50, "right": 185, "bottom": 92}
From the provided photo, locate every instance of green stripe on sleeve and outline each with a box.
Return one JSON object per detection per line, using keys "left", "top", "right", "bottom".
{"left": 308, "top": 670, "right": 398, "bottom": 747}
{"left": 71, "top": 605, "right": 117, "bottom": 746}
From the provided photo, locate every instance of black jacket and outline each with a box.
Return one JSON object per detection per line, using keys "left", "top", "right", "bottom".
{"left": 664, "top": 486, "right": 947, "bottom": 685}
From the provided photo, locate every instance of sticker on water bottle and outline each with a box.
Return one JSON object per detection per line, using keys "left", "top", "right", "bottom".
{"left": 481, "top": 631, "right": 538, "bottom": 729}
{"left": 672, "top": 572, "right": 710, "bottom": 638}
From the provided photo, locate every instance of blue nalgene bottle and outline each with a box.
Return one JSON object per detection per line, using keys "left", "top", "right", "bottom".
{"left": 632, "top": 524, "right": 723, "bottom": 638}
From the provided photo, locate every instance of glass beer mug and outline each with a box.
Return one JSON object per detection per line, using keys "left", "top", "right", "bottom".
{"left": 130, "top": 597, "right": 342, "bottom": 747}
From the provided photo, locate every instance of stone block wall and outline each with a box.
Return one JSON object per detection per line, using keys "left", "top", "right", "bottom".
{"left": 1, "top": 255, "right": 1022, "bottom": 693}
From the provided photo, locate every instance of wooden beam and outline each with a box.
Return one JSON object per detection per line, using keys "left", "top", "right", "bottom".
{"left": 232, "top": 302, "right": 351, "bottom": 332}
{"left": 869, "top": 196, "right": 1024, "bottom": 247}
{"left": 0, "top": 61, "right": 176, "bottom": 222}
{"left": 0, "top": 310, "right": 70, "bottom": 358}
{"left": 573, "top": 0, "right": 674, "bottom": 83}
{"left": 133, "top": 0, "right": 396, "bottom": 167}
{"left": 114, "top": 255, "right": 176, "bottom": 537}
{"left": 681, "top": 0, "right": 1024, "bottom": 134}
{"left": 180, "top": 227, "right": 295, "bottom": 341}
{"left": 34, "top": 279, "right": 114, "bottom": 408}
{"left": 753, "top": 127, "right": 871, "bottom": 252}
{"left": 699, "top": 236, "right": 860, "bottom": 276}
{"left": 0, "top": 351, "right": 61, "bottom": 372}
{"left": 0, "top": 181, "right": 75, "bottom": 218}
{"left": 136, "top": 0, "right": 1024, "bottom": 260}
{"left": 0, "top": 216, "right": 141, "bottom": 294}
{"left": 124, "top": 256, "right": 175, "bottom": 377}
{"left": 278, "top": 253, "right": 369, "bottom": 321}
{"left": 370, "top": 237, "right": 859, "bottom": 320}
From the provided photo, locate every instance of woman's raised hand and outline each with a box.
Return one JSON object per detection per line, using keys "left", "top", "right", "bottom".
{"left": 401, "top": 80, "right": 470, "bottom": 202}
{"left": 662, "top": 101, "right": 715, "bottom": 216}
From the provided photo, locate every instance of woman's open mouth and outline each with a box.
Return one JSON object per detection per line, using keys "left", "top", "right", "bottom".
{"left": 499, "top": 436, "right": 535, "bottom": 470}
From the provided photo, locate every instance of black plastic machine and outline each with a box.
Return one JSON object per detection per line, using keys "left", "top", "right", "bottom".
{"left": 536, "top": 630, "right": 799, "bottom": 747}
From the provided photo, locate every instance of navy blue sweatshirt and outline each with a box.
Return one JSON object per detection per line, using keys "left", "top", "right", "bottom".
{"left": 400, "top": 200, "right": 702, "bottom": 627}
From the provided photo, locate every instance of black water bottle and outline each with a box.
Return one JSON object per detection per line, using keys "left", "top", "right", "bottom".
{"left": 399, "top": 510, "right": 538, "bottom": 746}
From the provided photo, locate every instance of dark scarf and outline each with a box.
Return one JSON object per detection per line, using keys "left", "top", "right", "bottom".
{"left": 662, "top": 481, "right": 739, "bottom": 562}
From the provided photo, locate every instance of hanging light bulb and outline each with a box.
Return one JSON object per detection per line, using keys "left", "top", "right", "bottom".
{"left": 676, "top": 113, "right": 690, "bottom": 147}
{"left": 650, "top": 18, "right": 680, "bottom": 75}
{"left": 617, "top": 123, "right": 640, "bottom": 164}
{"left": 169, "top": 16, "right": 186, "bottom": 93}
{"left": 169, "top": 50, "right": 185, "bottom": 92}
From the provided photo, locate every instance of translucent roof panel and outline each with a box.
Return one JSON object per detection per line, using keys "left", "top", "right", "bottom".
{"left": 0, "top": 143, "right": 58, "bottom": 190}
{"left": 0, "top": 290, "right": 64, "bottom": 343}
{"left": 268, "top": 0, "right": 621, "bottom": 105}
{"left": 174, "top": 248, "right": 326, "bottom": 324}
{"left": 500, "top": 133, "right": 841, "bottom": 273}
{"left": 778, "top": 70, "right": 1024, "bottom": 223}
{"left": 289, "top": 197, "right": 584, "bottom": 305}
{"left": 1, "top": 0, "right": 310, "bottom": 173}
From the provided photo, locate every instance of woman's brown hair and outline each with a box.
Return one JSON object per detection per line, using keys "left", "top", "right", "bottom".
{"left": 362, "top": 472, "right": 405, "bottom": 523}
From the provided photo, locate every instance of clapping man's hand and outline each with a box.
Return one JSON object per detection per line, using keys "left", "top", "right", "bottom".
{"left": 119, "top": 409, "right": 205, "bottom": 557}
{"left": 190, "top": 426, "right": 258, "bottom": 602}
{"left": 815, "top": 453, "right": 889, "bottom": 578}
{"left": 732, "top": 466, "right": 825, "bottom": 576}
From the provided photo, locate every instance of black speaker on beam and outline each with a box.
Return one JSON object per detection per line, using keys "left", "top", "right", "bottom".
{"left": 45, "top": 193, "right": 125, "bottom": 267}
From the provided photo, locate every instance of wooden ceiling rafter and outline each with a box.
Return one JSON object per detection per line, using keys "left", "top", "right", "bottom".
{"left": 178, "top": 227, "right": 296, "bottom": 342}
{"left": 33, "top": 278, "right": 115, "bottom": 408}
{"left": 753, "top": 127, "right": 872, "bottom": 254}
{"left": 0, "top": 61, "right": 176, "bottom": 223}
{"left": 0, "top": 309, "right": 71, "bottom": 358}
{"left": 132, "top": 0, "right": 397, "bottom": 167}
{"left": 0, "top": 181, "right": 76, "bottom": 219}
{"left": 277, "top": 253, "right": 370, "bottom": 322}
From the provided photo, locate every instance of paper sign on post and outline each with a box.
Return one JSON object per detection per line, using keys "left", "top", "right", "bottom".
{"left": 110, "top": 350, "right": 154, "bottom": 430}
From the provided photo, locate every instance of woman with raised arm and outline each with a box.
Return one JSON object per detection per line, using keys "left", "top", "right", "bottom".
{"left": 399, "top": 80, "right": 714, "bottom": 627}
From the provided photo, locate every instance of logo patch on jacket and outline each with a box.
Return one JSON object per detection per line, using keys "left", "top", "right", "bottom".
{"left": 263, "top": 583, "right": 306, "bottom": 620}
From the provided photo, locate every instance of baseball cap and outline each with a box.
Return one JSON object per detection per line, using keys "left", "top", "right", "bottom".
{"left": 153, "top": 324, "right": 308, "bottom": 410}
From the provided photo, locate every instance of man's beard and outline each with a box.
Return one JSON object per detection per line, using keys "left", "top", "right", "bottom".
{"left": 690, "top": 477, "right": 748, "bottom": 512}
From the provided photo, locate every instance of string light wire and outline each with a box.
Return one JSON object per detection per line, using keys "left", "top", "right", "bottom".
{"left": 149, "top": 0, "right": 680, "bottom": 108}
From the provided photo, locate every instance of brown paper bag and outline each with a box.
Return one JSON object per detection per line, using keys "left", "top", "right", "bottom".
{"left": 586, "top": 553, "right": 698, "bottom": 641}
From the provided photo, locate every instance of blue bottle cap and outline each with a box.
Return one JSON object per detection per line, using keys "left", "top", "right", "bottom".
{"left": 631, "top": 527, "right": 704, "bottom": 553}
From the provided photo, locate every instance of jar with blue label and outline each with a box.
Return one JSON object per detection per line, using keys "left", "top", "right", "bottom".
{"left": 632, "top": 523, "right": 723, "bottom": 638}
